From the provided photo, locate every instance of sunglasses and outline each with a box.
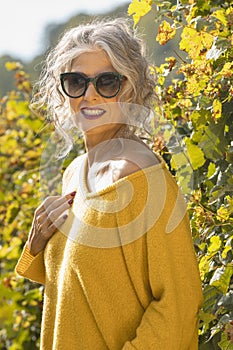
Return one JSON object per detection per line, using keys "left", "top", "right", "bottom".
{"left": 60, "top": 71, "right": 125, "bottom": 99}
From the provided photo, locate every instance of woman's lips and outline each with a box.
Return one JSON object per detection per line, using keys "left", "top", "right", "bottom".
{"left": 81, "top": 107, "right": 106, "bottom": 120}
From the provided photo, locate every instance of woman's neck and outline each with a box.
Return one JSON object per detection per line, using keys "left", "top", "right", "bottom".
{"left": 84, "top": 124, "right": 133, "bottom": 166}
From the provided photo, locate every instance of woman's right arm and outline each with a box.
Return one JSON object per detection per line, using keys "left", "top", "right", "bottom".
{"left": 15, "top": 192, "right": 76, "bottom": 284}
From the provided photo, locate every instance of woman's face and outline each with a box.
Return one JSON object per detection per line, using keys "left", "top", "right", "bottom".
{"left": 68, "top": 49, "right": 126, "bottom": 137}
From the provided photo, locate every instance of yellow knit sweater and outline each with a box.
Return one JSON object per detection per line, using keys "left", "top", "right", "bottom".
{"left": 16, "top": 154, "right": 203, "bottom": 350}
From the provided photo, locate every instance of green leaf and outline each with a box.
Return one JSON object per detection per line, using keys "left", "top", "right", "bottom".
{"left": 210, "top": 266, "right": 233, "bottom": 294}
{"left": 207, "top": 163, "right": 216, "bottom": 178}
{"left": 190, "top": 109, "right": 210, "bottom": 129}
{"left": 202, "top": 285, "right": 222, "bottom": 313}
{"left": 5, "top": 203, "right": 19, "bottom": 224}
{"left": 199, "top": 122, "right": 226, "bottom": 161}
{"left": 185, "top": 138, "right": 206, "bottom": 170}
{"left": 218, "top": 330, "right": 233, "bottom": 350}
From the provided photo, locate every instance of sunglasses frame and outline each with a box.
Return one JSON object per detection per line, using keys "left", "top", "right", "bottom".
{"left": 60, "top": 71, "right": 125, "bottom": 99}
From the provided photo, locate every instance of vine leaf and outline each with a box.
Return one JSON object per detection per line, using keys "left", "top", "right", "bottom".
{"left": 128, "top": 0, "right": 152, "bottom": 26}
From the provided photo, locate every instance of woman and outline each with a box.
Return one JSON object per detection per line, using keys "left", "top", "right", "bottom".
{"left": 16, "top": 17, "right": 203, "bottom": 349}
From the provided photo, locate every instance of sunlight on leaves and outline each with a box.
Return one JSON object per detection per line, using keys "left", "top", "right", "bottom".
{"left": 128, "top": 0, "right": 152, "bottom": 26}
{"left": 156, "top": 20, "right": 176, "bottom": 45}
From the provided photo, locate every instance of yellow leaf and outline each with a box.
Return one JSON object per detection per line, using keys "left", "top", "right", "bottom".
{"left": 14, "top": 314, "right": 22, "bottom": 326}
{"left": 199, "top": 255, "right": 211, "bottom": 280}
{"left": 180, "top": 27, "right": 213, "bottom": 60}
{"left": 212, "top": 99, "right": 222, "bottom": 120}
{"left": 156, "top": 20, "right": 176, "bottom": 45}
{"left": 220, "top": 62, "right": 233, "bottom": 78}
{"left": 128, "top": 0, "right": 152, "bottom": 26}
{"left": 208, "top": 236, "right": 221, "bottom": 253}
{"left": 198, "top": 242, "right": 206, "bottom": 251}
{"left": 23, "top": 321, "right": 30, "bottom": 328}
{"left": 222, "top": 246, "right": 231, "bottom": 259}
{"left": 212, "top": 9, "right": 228, "bottom": 27}
{"left": 217, "top": 206, "right": 229, "bottom": 222}
{"left": 178, "top": 98, "right": 192, "bottom": 108}
{"left": 5, "top": 61, "right": 23, "bottom": 71}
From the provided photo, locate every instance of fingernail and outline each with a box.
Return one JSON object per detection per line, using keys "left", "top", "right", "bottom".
{"left": 70, "top": 191, "right": 76, "bottom": 196}
{"left": 63, "top": 214, "right": 68, "bottom": 219}
{"left": 68, "top": 199, "right": 73, "bottom": 205}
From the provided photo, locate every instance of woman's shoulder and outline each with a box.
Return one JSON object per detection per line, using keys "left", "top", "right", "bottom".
{"left": 112, "top": 145, "right": 161, "bottom": 182}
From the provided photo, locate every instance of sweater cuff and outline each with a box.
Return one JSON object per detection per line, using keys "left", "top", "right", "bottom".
{"left": 15, "top": 243, "right": 45, "bottom": 284}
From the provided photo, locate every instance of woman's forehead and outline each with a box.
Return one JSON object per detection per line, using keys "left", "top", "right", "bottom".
{"left": 70, "top": 50, "right": 115, "bottom": 75}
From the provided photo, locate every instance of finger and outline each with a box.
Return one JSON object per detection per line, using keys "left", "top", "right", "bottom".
{"left": 35, "top": 191, "right": 76, "bottom": 216}
{"left": 43, "top": 191, "right": 76, "bottom": 214}
{"left": 35, "top": 195, "right": 61, "bottom": 216}
{"left": 33, "top": 192, "right": 76, "bottom": 234}
{"left": 36, "top": 195, "right": 74, "bottom": 231}
{"left": 41, "top": 213, "right": 69, "bottom": 240}
{"left": 42, "top": 195, "right": 64, "bottom": 211}
{"left": 46, "top": 198, "right": 73, "bottom": 225}
{"left": 27, "top": 212, "right": 69, "bottom": 256}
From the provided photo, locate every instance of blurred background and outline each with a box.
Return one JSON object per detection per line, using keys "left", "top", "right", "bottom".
{"left": 1, "top": 1, "right": 233, "bottom": 349}
{"left": 0, "top": 0, "right": 181, "bottom": 97}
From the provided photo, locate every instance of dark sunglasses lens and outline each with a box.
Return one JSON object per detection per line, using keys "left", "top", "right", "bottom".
{"left": 97, "top": 74, "right": 121, "bottom": 97}
{"left": 62, "top": 74, "right": 86, "bottom": 97}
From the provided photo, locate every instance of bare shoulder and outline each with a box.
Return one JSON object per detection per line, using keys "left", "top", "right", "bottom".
{"left": 112, "top": 146, "right": 160, "bottom": 182}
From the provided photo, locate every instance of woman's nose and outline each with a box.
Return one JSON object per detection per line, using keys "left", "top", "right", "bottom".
{"left": 83, "top": 82, "right": 99, "bottom": 100}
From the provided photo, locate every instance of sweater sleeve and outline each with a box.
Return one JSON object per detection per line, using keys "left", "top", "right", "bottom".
{"left": 122, "top": 167, "right": 203, "bottom": 350}
{"left": 15, "top": 244, "right": 45, "bottom": 285}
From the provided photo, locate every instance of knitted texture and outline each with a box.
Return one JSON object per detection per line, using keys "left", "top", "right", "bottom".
{"left": 16, "top": 154, "right": 203, "bottom": 350}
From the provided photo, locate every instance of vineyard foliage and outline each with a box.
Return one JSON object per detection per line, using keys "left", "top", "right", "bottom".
{"left": 0, "top": 64, "right": 44, "bottom": 349}
{"left": 0, "top": 0, "right": 233, "bottom": 348}
{"left": 129, "top": 0, "right": 233, "bottom": 348}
